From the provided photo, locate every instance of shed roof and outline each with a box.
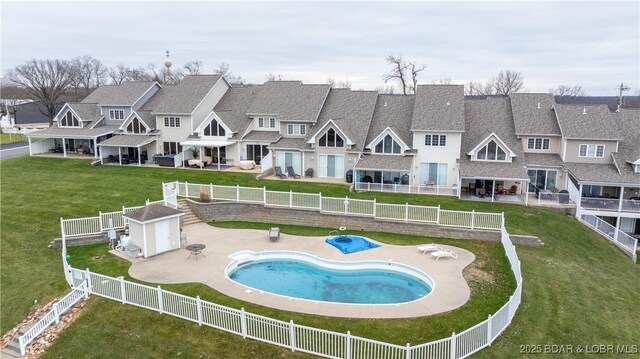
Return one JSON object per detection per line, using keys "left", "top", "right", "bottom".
{"left": 123, "top": 204, "right": 183, "bottom": 222}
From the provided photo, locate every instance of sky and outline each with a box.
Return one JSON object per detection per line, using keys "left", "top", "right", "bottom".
{"left": 1, "top": 1, "right": 639, "bottom": 95}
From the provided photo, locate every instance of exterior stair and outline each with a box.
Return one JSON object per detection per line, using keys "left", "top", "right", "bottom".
{"left": 1, "top": 337, "right": 23, "bottom": 358}
{"left": 178, "top": 199, "right": 202, "bottom": 226}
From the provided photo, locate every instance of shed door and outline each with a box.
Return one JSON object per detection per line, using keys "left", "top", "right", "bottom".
{"left": 155, "top": 220, "right": 171, "bottom": 254}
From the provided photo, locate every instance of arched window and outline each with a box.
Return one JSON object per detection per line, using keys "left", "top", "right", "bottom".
{"left": 60, "top": 111, "right": 80, "bottom": 127}
{"left": 126, "top": 117, "right": 146, "bottom": 134}
{"left": 204, "top": 118, "right": 226, "bottom": 136}
{"left": 374, "top": 134, "right": 401, "bottom": 154}
{"left": 319, "top": 128, "right": 343, "bottom": 147}
{"left": 477, "top": 140, "right": 507, "bottom": 161}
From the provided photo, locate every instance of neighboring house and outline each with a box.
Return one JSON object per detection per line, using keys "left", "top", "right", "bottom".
{"left": 2, "top": 101, "right": 49, "bottom": 127}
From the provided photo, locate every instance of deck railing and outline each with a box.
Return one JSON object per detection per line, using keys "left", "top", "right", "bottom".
{"left": 355, "top": 182, "right": 458, "bottom": 197}
{"left": 576, "top": 207, "right": 638, "bottom": 262}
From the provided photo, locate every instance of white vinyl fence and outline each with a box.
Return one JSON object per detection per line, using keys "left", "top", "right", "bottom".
{"left": 576, "top": 207, "right": 638, "bottom": 262}
{"left": 354, "top": 182, "right": 458, "bottom": 197}
{"left": 174, "top": 182, "right": 502, "bottom": 231}
{"left": 18, "top": 283, "right": 88, "bottom": 355}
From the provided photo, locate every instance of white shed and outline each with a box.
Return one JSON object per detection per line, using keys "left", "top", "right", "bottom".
{"left": 123, "top": 204, "right": 184, "bottom": 258}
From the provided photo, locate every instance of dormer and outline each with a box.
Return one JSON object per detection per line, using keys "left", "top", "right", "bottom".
{"left": 55, "top": 103, "right": 99, "bottom": 129}
{"left": 307, "top": 119, "right": 354, "bottom": 149}
{"left": 365, "top": 127, "right": 410, "bottom": 155}
{"left": 120, "top": 111, "right": 153, "bottom": 134}
{"left": 467, "top": 132, "right": 516, "bottom": 162}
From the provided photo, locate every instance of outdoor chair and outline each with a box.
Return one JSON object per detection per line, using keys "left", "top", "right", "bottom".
{"left": 478, "top": 188, "right": 486, "bottom": 197}
{"left": 497, "top": 184, "right": 506, "bottom": 195}
{"left": 509, "top": 185, "right": 518, "bottom": 195}
{"left": 274, "top": 166, "right": 287, "bottom": 179}
{"left": 108, "top": 155, "right": 117, "bottom": 163}
{"left": 269, "top": 227, "right": 280, "bottom": 242}
{"left": 305, "top": 168, "right": 314, "bottom": 178}
{"left": 431, "top": 250, "right": 458, "bottom": 261}
{"left": 286, "top": 166, "right": 301, "bottom": 179}
{"left": 417, "top": 244, "right": 442, "bottom": 254}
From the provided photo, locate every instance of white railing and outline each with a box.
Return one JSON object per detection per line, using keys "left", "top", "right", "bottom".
{"left": 576, "top": 207, "right": 638, "bottom": 262}
{"left": 580, "top": 197, "right": 640, "bottom": 213}
{"left": 175, "top": 181, "right": 501, "bottom": 231}
{"left": 355, "top": 182, "right": 458, "bottom": 197}
{"left": 57, "top": 181, "right": 524, "bottom": 359}
{"left": 18, "top": 283, "right": 87, "bottom": 355}
{"left": 567, "top": 181, "right": 580, "bottom": 205}
{"left": 260, "top": 153, "right": 272, "bottom": 173}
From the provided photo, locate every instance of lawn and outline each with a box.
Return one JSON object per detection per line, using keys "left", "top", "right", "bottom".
{"left": 1, "top": 157, "right": 639, "bottom": 358}
{"left": 0, "top": 133, "right": 27, "bottom": 145}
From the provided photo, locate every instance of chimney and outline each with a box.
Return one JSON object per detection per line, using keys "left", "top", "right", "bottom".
{"left": 582, "top": 107, "right": 587, "bottom": 115}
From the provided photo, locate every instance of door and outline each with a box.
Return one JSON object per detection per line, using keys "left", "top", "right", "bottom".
{"left": 318, "top": 155, "right": 344, "bottom": 178}
{"left": 420, "top": 163, "right": 447, "bottom": 185}
{"left": 276, "top": 152, "right": 301, "bottom": 174}
{"left": 155, "top": 220, "right": 171, "bottom": 254}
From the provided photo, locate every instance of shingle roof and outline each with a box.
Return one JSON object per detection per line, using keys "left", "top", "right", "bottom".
{"left": 143, "top": 75, "right": 222, "bottom": 114}
{"left": 27, "top": 124, "right": 119, "bottom": 137}
{"left": 132, "top": 110, "right": 156, "bottom": 130}
{"left": 617, "top": 109, "right": 640, "bottom": 163}
{"left": 246, "top": 81, "right": 330, "bottom": 123}
{"left": 460, "top": 97, "right": 528, "bottom": 180}
{"left": 81, "top": 81, "right": 156, "bottom": 106}
{"left": 524, "top": 153, "right": 564, "bottom": 167}
{"left": 240, "top": 131, "right": 281, "bottom": 142}
{"left": 123, "top": 204, "right": 183, "bottom": 222}
{"left": 565, "top": 161, "right": 640, "bottom": 185}
{"left": 305, "top": 89, "right": 378, "bottom": 152}
{"left": 97, "top": 134, "right": 156, "bottom": 147}
{"left": 354, "top": 154, "right": 413, "bottom": 171}
{"left": 213, "top": 85, "right": 263, "bottom": 136}
{"left": 554, "top": 104, "right": 622, "bottom": 140}
{"left": 365, "top": 95, "right": 415, "bottom": 150}
{"left": 268, "top": 137, "right": 306, "bottom": 150}
{"left": 510, "top": 93, "right": 561, "bottom": 136}
{"left": 67, "top": 103, "right": 101, "bottom": 122}
{"left": 411, "top": 85, "right": 465, "bottom": 132}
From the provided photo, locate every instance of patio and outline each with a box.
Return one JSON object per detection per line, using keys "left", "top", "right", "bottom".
{"left": 125, "top": 223, "right": 474, "bottom": 319}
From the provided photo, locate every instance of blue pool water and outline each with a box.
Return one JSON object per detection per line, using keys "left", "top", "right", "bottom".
{"left": 326, "top": 235, "right": 381, "bottom": 254}
{"left": 228, "top": 260, "right": 432, "bottom": 304}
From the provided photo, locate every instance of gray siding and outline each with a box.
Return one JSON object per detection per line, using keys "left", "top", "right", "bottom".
{"left": 564, "top": 139, "right": 617, "bottom": 164}
{"left": 132, "top": 84, "right": 161, "bottom": 110}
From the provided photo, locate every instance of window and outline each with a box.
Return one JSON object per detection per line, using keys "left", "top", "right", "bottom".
{"left": 374, "top": 134, "right": 401, "bottom": 154}
{"left": 579, "top": 144, "right": 605, "bottom": 158}
{"left": 109, "top": 110, "right": 125, "bottom": 120}
{"left": 257, "top": 117, "right": 276, "bottom": 128}
{"left": 425, "top": 134, "right": 447, "bottom": 146}
{"left": 203, "top": 119, "right": 226, "bottom": 137}
{"left": 163, "top": 142, "right": 182, "bottom": 155}
{"left": 246, "top": 144, "right": 269, "bottom": 165}
{"left": 420, "top": 162, "right": 448, "bottom": 185}
{"left": 60, "top": 111, "right": 80, "bottom": 127}
{"left": 476, "top": 140, "right": 507, "bottom": 161}
{"left": 163, "top": 117, "right": 181, "bottom": 128}
{"left": 527, "top": 138, "right": 550, "bottom": 150}
{"left": 319, "top": 128, "right": 344, "bottom": 147}
{"left": 125, "top": 117, "right": 146, "bottom": 134}
{"left": 287, "top": 124, "right": 306, "bottom": 135}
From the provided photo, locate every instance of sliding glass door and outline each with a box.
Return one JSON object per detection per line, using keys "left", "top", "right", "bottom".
{"left": 419, "top": 162, "right": 448, "bottom": 185}
{"left": 275, "top": 151, "right": 301, "bottom": 174}
{"left": 246, "top": 144, "right": 269, "bottom": 165}
{"left": 318, "top": 154, "right": 344, "bottom": 178}
{"left": 527, "top": 169, "right": 557, "bottom": 192}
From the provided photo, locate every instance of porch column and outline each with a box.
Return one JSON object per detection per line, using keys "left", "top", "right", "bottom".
{"left": 614, "top": 217, "right": 621, "bottom": 242}
{"left": 217, "top": 146, "right": 221, "bottom": 170}
{"left": 525, "top": 183, "right": 529, "bottom": 206}
{"left": 457, "top": 176, "right": 462, "bottom": 199}
{"left": 62, "top": 138, "right": 67, "bottom": 157}
{"left": 93, "top": 137, "right": 99, "bottom": 158}
{"left": 491, "top": 180, "right": 496, "bottom": 202}
{"left": 28, "top": 137, "right": 32, "bottom": 156}
{"left": 99, "top": 146, "right": 103, "bottom": 165}
{"left": 118, "top": 147, "right": 122, "bottom": 165}
{"left": 138, "top": 146, "right": 142, "bottom": 166}
{"left": 578, "top": 184, "right": 583, "bottom": 207}
{"left": 199, "top": 146, "right": 202, "bottom": 169}
{"left": 618, "top": 186, "right": 625, "bottom": 212}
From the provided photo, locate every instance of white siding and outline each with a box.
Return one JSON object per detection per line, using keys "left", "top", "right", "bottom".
{"left": 412, "top": 131, "right": 461, "bottom": 187}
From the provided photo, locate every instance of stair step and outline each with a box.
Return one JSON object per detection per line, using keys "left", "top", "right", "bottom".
{"left": 1, "top": 346, "right": 22, "bottom": 358}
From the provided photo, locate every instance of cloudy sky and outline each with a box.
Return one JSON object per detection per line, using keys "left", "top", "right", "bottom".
{"left": 2, "top": 1, "right": 638, "bottom": 95}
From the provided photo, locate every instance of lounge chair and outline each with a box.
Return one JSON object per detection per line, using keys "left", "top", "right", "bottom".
{"left": 269, "top": 227, "right": 280, "bottom": 242}
{"left": 286, "top": 166, "right": 301, "bottom": 179}
{"left": 417, "top": 244, "right": 442, "bottom": 254}
{"left": 431, "top": 250, "right": 458, "bottom": 261}
{"left": 274, "top": 166, "right": 287, "bottom": 179}
{"left": 509, "top": 185, "right": 518, "bottom": 195}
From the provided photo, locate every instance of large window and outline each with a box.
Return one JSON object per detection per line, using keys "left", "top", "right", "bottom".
{"left": 163, "top": 142, "right": 182, "bottom": 155}
{"left": 425, "top": 134, "right": 446, "bottom": 146}
{"left": 374, "top": 134, "right": 401, "bottom": 154}
{"left": 164, "top": 117, "right": 181, "bottom": 128}
{"left": 420, "top": 162, "right": 448, "bottom": 185}
{"left": 287, "top": 124, "right": 306, "bottom": 136}
{"left": 527, "top": 138, "right": 550, "bottom": 150}
{"left": 60, "top": 111, "right": 80, "bottom": 127}
{"left": 257, "top": 117, "right": 276, "bottom": 128}
{"left": 109, "top": 110, "right": 125, "bottom": 120}
{"left": 319, "top": 128, "right": 344, "bottom": 147}
{"left": 578, "top": 144, "right": 604, "bottom": 158}
{"left": 125, "top": 117, "right": 147, "bottom": 134}
{"left": 477, "top": 140, "right": 507, "bottom": 161}
{"left": 527, "top": 169, "right": 557, "bottom": 192}
{"left": 581, "top": 184, "right": 602, "bottom": 197}
{"left": 204, "top": 119, "right": 226, "bottom": 136}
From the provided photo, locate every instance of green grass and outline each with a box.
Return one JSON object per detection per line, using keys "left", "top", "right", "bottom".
{"left": 1, "top": 157, "right": 639, "bottom": 358}
{"left": 0, "top": 133, "right": 27, "bottom": 144}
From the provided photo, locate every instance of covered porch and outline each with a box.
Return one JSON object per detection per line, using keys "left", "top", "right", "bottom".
{"left": 180, "top": 139, "right": 235, "bottom": 171}
{"left": 98, "top": 135, "right": 157, "bottom": 166}
{"left": 28, "top": 137, "right": 100, "bottom": 159}
{"left": 460, "top": 177, "right": 529, "bottom": 204}
{"left": 578, "top": 184, "right": 640, "bottom": 214}
{"left": 354, "top": 154, "right": 412, "bottom": 190}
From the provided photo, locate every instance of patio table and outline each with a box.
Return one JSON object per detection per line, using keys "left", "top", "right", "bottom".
{"left": 186, "top": 243, "right": 206, "bottom": 261}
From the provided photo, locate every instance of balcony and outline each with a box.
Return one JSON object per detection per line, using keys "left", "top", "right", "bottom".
{"left": 580, "top": 197, "right": 640, "bottom": 213}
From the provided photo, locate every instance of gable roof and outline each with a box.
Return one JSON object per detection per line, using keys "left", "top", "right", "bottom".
{"left": 143, "top": 75, "right": 222, "bottom": 114}
{"left": 411, "top": 85, "right": 465, "bottom": 132}
{"left": 123, "top": 204, "right": 183, "bottom": 223}
{"left": 365, "top": 94, "right": 415, "bottom": 152}
{"left": 65, "top": 103, "right": 101, "bottom": 122}
{"left": 554, "top": 104, "right": 622, "bottom": 140}
{"left": 305, "top": 89, "right": 378, "bottom": 152}
{"left": 212, "top": 85, "right": 263, "bottom": 138}
{"left": 122, "top": 110, "right": 155, "bottom": 131}
{"left": 246, "top": 81, "right": 330, "bottom": 123}
{"left": 510, "top": 93, "right": 561, "bottom": 136}
{"left": 617, "top": 108, "right": 640, "bottom": 164}
{"left": 81, "top": 81, "right": 157, "bottom": 106}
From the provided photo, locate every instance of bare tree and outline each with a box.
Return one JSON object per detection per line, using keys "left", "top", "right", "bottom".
{"left": 326, "top": 77, "right": 352, "bottom": 89}
{"left": 489, "top": 70, "right": 524, "bottom": 96}
{"left": 108, "top": 64, "right": 132, "bottom": 85}
{"left": 214, "top": 63, "right": 244, "bottom": 85}
{"left": 553, "top": 85, "right": 586, "bottom": 97}
{"left": 383, "top": 55, "right": 409, "bottom": 95}
{"left": 69, "top": 55, "right": 107, "bottom": 95}
{"left": 266, "top": 73, "right": 284, "bottom": 81}
{"left": 183, "top": 60, "right": 203, "bottom": 75}
{"left": 375, "top": 85, "right": 395, "bottom": 94}
{"left": 4, "top": 59, "right": 73, "bottom": 125}
{"left": 408, "top": 62, "right": 426, "bottom": 93}
{"left": 464, "top": 80, "right": 493, "bottom": 96}
{"left": 431, "top": 77, "right": 452, "bottom": 85}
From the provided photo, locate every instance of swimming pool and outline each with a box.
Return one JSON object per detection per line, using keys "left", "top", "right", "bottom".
{"left": 226, "top": 251, "right": 434, "bottom": 305}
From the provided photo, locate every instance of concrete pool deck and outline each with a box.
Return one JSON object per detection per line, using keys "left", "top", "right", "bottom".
{"left": 126, "top": 223, "right": 475, "bottom": 319}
